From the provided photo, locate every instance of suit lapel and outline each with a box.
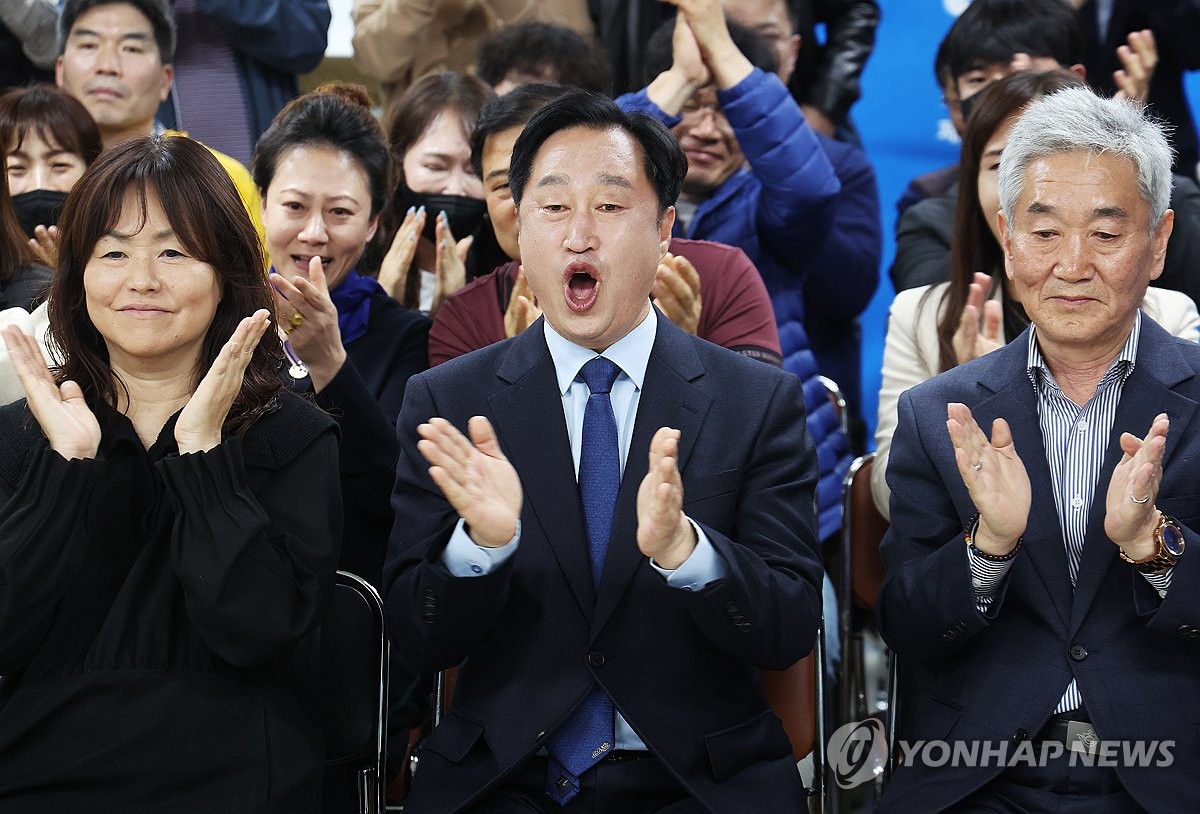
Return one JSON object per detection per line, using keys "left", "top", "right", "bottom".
{"left": 971, "top": 342, "right": 1073, "bottom": 629}
{"left": 1070, "top": 323, "right": 1200, "bottom": 632}
{"left": 488, "top": 321, "right": 596, "bottom": 614}
{"left": 591, "top": 315, "right": 711, "bottom": 637}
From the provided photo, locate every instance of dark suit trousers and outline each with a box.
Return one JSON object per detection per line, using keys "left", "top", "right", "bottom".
{"left": 951, "top": 749, "right": 1146, "bottom": 814}
{"left": 460, "top": 754, "right": 706, "bottom": 814}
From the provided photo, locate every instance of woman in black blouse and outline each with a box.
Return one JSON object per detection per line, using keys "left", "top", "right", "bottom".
{"left": 0, "top": 135, "right": 341, "bottom": 812}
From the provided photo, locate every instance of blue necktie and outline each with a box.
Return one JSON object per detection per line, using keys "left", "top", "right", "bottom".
{"left": 546, "top": 356, "right": 621, "bottom": 805}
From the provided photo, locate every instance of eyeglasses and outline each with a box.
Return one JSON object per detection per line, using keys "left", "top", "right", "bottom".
{"left": 679, "top": 96, "right": 727, "bottom": 129}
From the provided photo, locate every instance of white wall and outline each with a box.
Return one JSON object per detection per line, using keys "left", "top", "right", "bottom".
{"left": 326, "top": 0, "right": 355, "bottom": 58}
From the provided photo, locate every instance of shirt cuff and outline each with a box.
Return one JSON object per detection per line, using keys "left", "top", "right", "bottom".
{"left": 440, "top": 518, "right": 521, "bottom": 577}
{"left": 1141, "top": 567, "right": 1172, "bottom": 599}
{"left": 967, "top": 544, "right": 1014, "bottom": 613}
{"left": 650, "top": 517, "right": 727, "bottom": 590}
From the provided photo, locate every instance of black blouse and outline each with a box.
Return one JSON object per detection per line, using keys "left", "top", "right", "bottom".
{"left": 0, "top": 391, "right": 341, "bottom": 812}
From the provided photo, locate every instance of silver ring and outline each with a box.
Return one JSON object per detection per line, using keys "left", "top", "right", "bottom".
{"left": 1130, "top": 492, "right": 1151, "bottom": 504}
{"left": 972, "top": 461, "right": 983, "bottom": 472}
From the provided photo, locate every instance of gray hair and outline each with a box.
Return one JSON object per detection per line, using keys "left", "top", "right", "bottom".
{"left": 998, "top": 87, "right": 1173, "bottom": 232}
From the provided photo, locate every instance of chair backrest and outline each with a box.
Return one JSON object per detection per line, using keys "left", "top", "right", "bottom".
{"left": 762, "top": 621, "right": 826, "bottom": 808}
{"left": 818, "top": 375, "right": 850, "bottom": 437}
{"left": 320, "top": 571, "right": 388, "bottom": 813}
{"left": 842, "top": 454, "right": 888, "bottom": 611}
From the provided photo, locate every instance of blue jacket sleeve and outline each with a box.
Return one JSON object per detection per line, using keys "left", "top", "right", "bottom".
{"left": 718, "top": 69, "right": 840, "bottom": 261}
{"left": 195, "top": 0, "right": 331, "bottom": 75}
{"left": 802, "top": 138, "right": 881, "bottom": 320}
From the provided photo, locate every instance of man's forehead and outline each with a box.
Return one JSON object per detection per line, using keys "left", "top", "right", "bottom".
{"left": 71, "top": 2, "right": 156, "bottom": 39}
{"left": 532, "top": 125, "right": 643, "bottom": 174}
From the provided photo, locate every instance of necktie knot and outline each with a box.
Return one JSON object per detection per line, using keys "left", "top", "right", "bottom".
{"left": 579, "top": 356, "right": 621, "bottom": 395}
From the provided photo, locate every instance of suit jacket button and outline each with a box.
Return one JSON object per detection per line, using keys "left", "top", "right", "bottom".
{"left": 1069, "top": 644, "right": 1087, "bottom": 661}
{"left": 1012, "top": 728, "right": 1028, "bottom": 743}
{"left": 588, "top": 651, "right": 605, "bottom": 668}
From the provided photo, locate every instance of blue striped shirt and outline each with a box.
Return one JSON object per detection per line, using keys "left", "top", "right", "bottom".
{"left": 968, "top": 313, "right": 1171, "bottom": 713}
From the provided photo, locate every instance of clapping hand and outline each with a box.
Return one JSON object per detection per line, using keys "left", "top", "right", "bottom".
{"left": 432, "top": 211, "right": 473, "bottom": 318}
{"left": 653, "top": 253, "right": 702, "bottom": 335}
{"left": 946, "top": 402, "right": 1030, "bottom": 556}
{"left": 636, "top": 427, "right": 696, "bottom": 569}
{"left": 2, "top": 323, "right": 100, "bottom": 460}
{"left": 174, "top": 309, "right": 272, "bottom": 454}
{"left": 417, "top": 416, "right": 522, "bottom": 549}
{"left": 503, "top": 266, "right": 541, "bottom": 338}
{"left": 1104, "top": 413, "right": 1168, "bottom": 560}
{"left": 270, "top": 256, "right": 346, "bottom": 391}
{"left": 379, "top": 205, "right": 426, "bottom": 302}
{"left": 1113, "top": 30, "right": 1157, "bottom": 105}
{"left": 28, "top": 225, "right": 60, "bottom": 270}
{"left": 952, "top": 272, "right": 1003, "bottom": 365}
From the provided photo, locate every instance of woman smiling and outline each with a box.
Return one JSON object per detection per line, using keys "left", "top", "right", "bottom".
{"left": 0, "top": 135, "right": 340, "bottom": 811}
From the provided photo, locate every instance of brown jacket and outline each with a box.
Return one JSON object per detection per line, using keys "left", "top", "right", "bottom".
{"left": 351, "top": 0, "right": 593, "bottom": 112}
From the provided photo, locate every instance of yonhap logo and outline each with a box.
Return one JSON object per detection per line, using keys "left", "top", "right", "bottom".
{"left": 828, "top": 718, "right": 888, "bottom": 789}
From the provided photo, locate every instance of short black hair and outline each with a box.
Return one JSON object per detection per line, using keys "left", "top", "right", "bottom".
{"left": 508, "top": 90, "right": 686, "bottom": 218}
{"left": 475, "top": 22, "right": 610, "bottom": 95}
{"left": 643, "top": 15, "right": 777, "bottom": 87}
{"left": 469, "top": 83, "right": 573, "bottom": 178}
{"left": 253, "top": 83, "right": 391, "bottom": 217}
{"left": 59, "top": 0, "right": 176, "bottom": 63}
{"left": 938, "top": 0, "right": 1082, "bottom": 84}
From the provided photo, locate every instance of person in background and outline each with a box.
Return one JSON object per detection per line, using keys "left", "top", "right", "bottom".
{"left": 0, "top": 148, "right": 50, "bottom": 316}
{"left": 0, "top": 134, "right": 340, "bottom": 812}
{"left": 351, "top": 0, "right": 592, "bottom": 120}
{"left": 474, "top": 21, "right": 611, "bottom": 96}
{"left": 254, "top": 81, "right": 429, "bottom": 587}
{"left": 622, "top": 0, "right": 869, "bottom": 537}
{"left": 372, "top": 72, "right": 501, "bottom": 317}
{"left": 1, "top": 84, "right": 103, "bottom": 267}
{"left": 1, "top": 1, "right": 56, "bottom": 91}
{"left": 152, "top": 0, "right": 331, "bottom": 167}
{"left": 0, "top": 85, "right": 102, "bottom": 405}
{"left": 715, "top": 0, "right": 881, "bottom": 450}
{"left": 56, "top": 0, "right": 266, "bottom": 245}
{"left": 872, "top": 70, "right": 1200, "bottom": 520}
{"left": 1073, "top": 0, "right": 1200, "bottom": 180}
{"left": 429, "top": 82, "right": 782, "bottom": 367}
{"left": 890, "top": 0, "right": 1200, "bottom": 312}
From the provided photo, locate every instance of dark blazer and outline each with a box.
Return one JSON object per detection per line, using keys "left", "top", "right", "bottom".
{"left": 877, "top": 318, "right": 1200, "bottom": 813}
{"left": 383, "top": 310, "right": 824, "bottom": 814}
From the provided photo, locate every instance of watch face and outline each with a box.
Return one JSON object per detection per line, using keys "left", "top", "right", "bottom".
{"left": 1162, "top": 522, "right": 1186, "bottom": 557}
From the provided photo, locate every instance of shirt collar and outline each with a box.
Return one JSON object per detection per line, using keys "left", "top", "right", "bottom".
{"left": 543, "top": 305, "right": 658, "bottom": 395}
{"left": 1026, "top": 310, "right": 1141, "bottom": 389}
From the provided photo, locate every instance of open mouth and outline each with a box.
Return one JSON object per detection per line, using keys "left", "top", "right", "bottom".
{"left": 565, "top": 264, "right": 599, "bottom": 312}
{"left": 293, "top": 254, "right": 332, "bottom": 271}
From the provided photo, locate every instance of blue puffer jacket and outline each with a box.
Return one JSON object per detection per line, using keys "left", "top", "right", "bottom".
{"left": 619, "top": 69, "right": 856, "bottom": 540}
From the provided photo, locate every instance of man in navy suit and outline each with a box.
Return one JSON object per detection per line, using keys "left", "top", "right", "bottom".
{"left": 878, "top": 86, "right": 1200, "bottom": 813}
{"left": 383, "top": 91, "right": 824, "bottom": 813}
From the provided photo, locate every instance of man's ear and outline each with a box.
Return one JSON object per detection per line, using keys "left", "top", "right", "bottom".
{"left": 1068, "top": 63, "right": 1087, "bottom": 82}
{"left": 1149, "top": 209, "right": 1174, "bottom": 281}
{"left": 55, "top": 55, "right": 65, "bottom": 88}
{"left": 659, "top": 205, "right": 675, "bottom": 252}
{"left": 158, "top": 64, "right": 174, "bottom": 103}
{"left": 997, "top": 210, "right": 1016, "bottom": 281}
{"left": 779, "top": 34, "right": 800, "bottom": 84}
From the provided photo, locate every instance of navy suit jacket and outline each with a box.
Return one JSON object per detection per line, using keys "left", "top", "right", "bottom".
{"left": 877, "top": 318, "right": 1200, "bottom": 813}
{"left": 383, "top": 311, "right": 824, "bottom": 813}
